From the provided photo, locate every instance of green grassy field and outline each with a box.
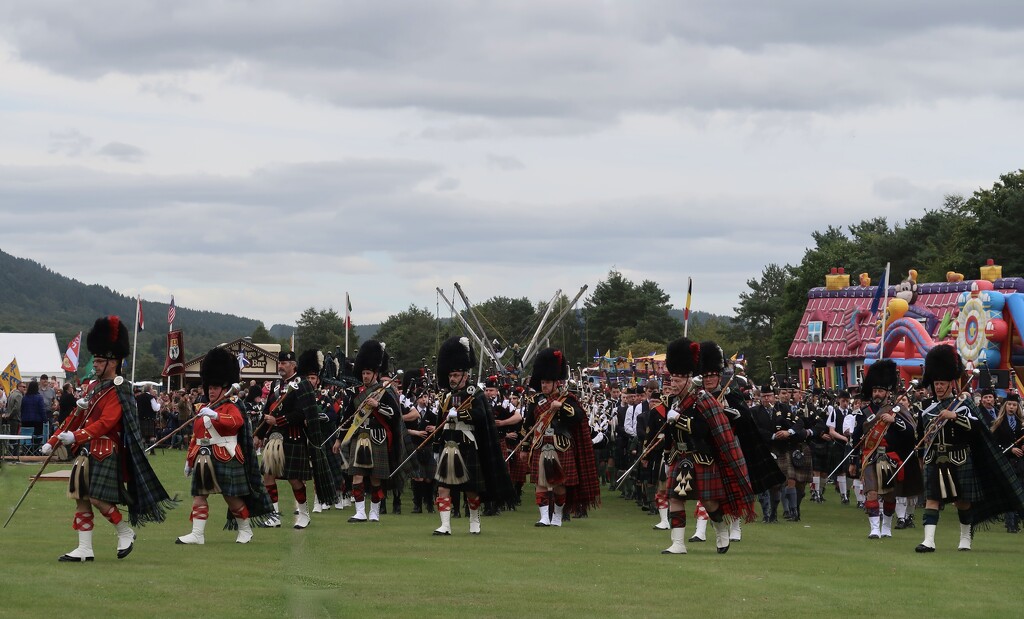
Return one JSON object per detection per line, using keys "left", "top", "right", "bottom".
{"left": 1, "top": 453, "right": 1020, "bottom": 618}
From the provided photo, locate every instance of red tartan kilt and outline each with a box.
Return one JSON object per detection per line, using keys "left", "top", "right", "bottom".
{"left": 667, "top": 456, "right": 726, "bottom": 503}
{"left": 529, "top": 441, "right": 579, "bottom": 487}
{"left": 509, "top": 450, "right": 529, "bottom": 484}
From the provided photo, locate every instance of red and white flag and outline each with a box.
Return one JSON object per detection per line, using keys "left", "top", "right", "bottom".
{"left": 345, "top": 292, "right": 352, "bottom": 329}
{"left": 137, "top": 296, "right": 145, "bottom": 332}
{"left": 61, "top": 332, "right": 82, "bottom": 373}
{"left": 168, "top": 295, "right": 176, "bottom": 324}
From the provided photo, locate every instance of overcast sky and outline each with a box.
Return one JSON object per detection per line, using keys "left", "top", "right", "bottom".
{"left": 1, "top": 1, "right": 1021, "bottom": 328}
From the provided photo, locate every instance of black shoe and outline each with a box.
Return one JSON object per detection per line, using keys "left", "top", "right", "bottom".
{"left": 841, "top": 495, "right": 850, "bottom": 505}
{"left": 915, "top": 543, "right": 935, "bottom": 553}
{"left": 688, "top": 535, "right": 706, "bottom": 543}
{"left": 59, "top": 554, "right": 94, "bottom": 562}
{"left": 856, "top": 501, "right": 865, "bottom": 509}
{"left": 411, "top": 505, "right": 423, "bottom": 514}
{"left": 432, "top": 530, "right": 451, "bottom": 536}
{"left": 452, "top": 511, "right": 461, "bottom": 519}
{"left": 895, "top": 518, "right": 907, "bottom": 530}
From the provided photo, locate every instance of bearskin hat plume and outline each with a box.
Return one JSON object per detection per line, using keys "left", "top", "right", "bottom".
{"left": 529, "top": 347, "right": 568, "bottom": 391}
{"left": 353, "top": 340, "right": 389, "bottom": 376}
{"left": 862, "top": 359, "right": 899, "bottom": 393}
{"left": 921, "top": 344, "right": 962, "bottom": 389}
{"left": 200, "top": 346, "right": 240, "bottom": 389}
{"left": 665, "top": 337, "right": 700, "bottom": 376}
{"left": 297, "top": 349, "right": 324, "bottom": 377}
{"left": 86, "top": 315, "right": 131, "bottom": 361}
{"left": 437, "top": 336, "right": 475, "bottom": 387}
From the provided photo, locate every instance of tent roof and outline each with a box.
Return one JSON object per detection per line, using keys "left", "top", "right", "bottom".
{"left": 0, "top": 333, "right": 65, "bottom": 379}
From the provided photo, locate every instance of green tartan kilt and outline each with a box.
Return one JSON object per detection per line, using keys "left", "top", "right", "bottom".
{"left": 344, "top": 430, "right": 392, "bottom": 479}
{"left": 82, "top": 453, "right": 126, "bottom": 505}
{"left": 924, "top": 456, "right": 982, "bottom": 503}
{"left": 280, "top": 439, "right": 312, "bottom": 481}
{"left": 192, "top": 457, "right": 250, "bottom": 497}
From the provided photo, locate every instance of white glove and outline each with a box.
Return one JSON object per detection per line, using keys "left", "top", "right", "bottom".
{"left": 76, "top": 398, "right": 89, "bottom": 409}
{"left": 184, "top": 464, "right": 193, "bottom": 477}
{"left": 447, "top": 408, "right": 459, "bottom": 421}
{"left": 667, "top": 410, "right": 680, "bottom": 423}
{"left": 592, "top": 431, "right": 605, "bottom": 445}
{"left": 41, "top": 443, "right": 53, "bottom": 456}
{"left": 58, "top": 431, "right": 75, "bottom": 445}
{"left": 198, "top": 407, "right": 218, "bottom": 419}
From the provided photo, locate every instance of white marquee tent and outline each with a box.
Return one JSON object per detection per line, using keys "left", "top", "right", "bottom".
{"left": 0, "top": 333, "right": 66, "bottom": 383}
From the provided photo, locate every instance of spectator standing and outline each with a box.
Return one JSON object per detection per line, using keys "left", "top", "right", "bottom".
{"left": 39, "top": 374, "right": 58, "bottom": 419}
{"left": 22, "top": 380, "right": 49, "bottom": 447}
{"left": 4, "top": 381, "right": 26, "bottom": 435}
{"left": 58, "top": 383, "right": 78, "bottom": 424}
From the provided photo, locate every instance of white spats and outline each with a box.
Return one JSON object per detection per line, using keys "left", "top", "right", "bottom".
{"left": 661, "top": 527, "right": 687, "bottom": 555}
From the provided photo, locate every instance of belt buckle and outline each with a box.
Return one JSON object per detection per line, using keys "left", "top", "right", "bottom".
{"left": 937, "top": 444, "right": 946, "bottom": 452}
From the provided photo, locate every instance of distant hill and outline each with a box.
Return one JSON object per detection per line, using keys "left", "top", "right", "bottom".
{"left": 0, "top": 249, "right": 261, "bottom": 380}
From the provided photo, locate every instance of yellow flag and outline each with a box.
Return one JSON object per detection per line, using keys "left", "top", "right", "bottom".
{"left": 0, "top": 357, "right": 22, "bottom": 396}
{"left": 627, "top": 350, "right": 634, "bottom": 363}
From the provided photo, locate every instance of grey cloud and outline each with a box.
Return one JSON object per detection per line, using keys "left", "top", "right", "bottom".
{"left": 435, "top": 177, "right": 460, "bottom": 191}
{"left": 48, "top": 129, "right": 93, "bottom": 157}
{"left": 4, "top": 2, "right": 1024, "bottom": 127}
{"left": 97, "top": 142, "right": 146, "bottom": 163}
{"left": 486, "top": 154, "right": 525, "bottom": 171}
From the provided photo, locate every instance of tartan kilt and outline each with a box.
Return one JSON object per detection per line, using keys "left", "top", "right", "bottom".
{"left": 827, "top": 443, "right": 851, "bottom": 476}
{"left": 810, "top": 441, "right": 830, "bottom": 471}
{"left": 325, "top": 448, "right": 345, "bottom": 485}
{"left": 528, "top": 438, "right": 579, "bottom": 487}
{"left": 192, "top": 457, "right": 250, "bottom": 497}
{"left": 924, "top": 457, "right": 982, "bottom": 503}
{"left": 279, "top": 438, "right": 312, "bottom": 481}
{"left": 412, "top": 449, "right": 436, "bottom": 479}
{"left": 78, "top": 452, "right": 125, "bottom": 504}
{"left": 344, "top": 430, "right": 392, "bottom": 479}
{"left": 896, "top": 458, "right": 924, "bottom": 497}
{"left": 434, "top": 440, "right": 485, "bottom": 493}
{"left": 139, "top": 417, "right": 157, "bottom": 439}
{"left": 778, "top": 445, "right": 813, "bottom": 483}
{"left": 667, "top": 453, "right": 725, "bottom": 503}
{"left": 509, "top": 450, "right": 529, "bottom": 484}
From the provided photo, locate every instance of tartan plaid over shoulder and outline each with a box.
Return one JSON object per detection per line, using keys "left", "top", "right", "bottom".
{"left": 564, "top": 394, "right": 601, "bottom": 513}
{"left": 115, "top": 380, "right": 179, "bottom": 525}
{"left": 695, "top": 390, "right": 756, "bottom": 522}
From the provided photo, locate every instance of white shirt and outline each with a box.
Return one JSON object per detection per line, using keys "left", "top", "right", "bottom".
{"left": 623, "top": 403, "right": 641, "bottom": 437}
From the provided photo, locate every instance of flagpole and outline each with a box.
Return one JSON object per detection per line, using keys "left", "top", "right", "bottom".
{"left": 683, "top": 277, "right": 692, "bottom": 337}
{"left": 167, "top": 296, "right": 173, "bottom": 393}
{"left": 345, "top": 292, "right": 351, "bottom": 358}
{"left": 131, "top": 294, "right": 140, "bottom": 383}
{"left": 878, "top": 263, "right": 891, "bottom": 361}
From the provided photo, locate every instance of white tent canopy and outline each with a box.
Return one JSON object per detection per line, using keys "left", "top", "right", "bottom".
{"left": 0, "top": 333, "right": 65, "bottom": 383}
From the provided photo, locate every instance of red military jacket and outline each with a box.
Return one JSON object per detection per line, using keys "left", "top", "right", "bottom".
{"left": 187, "top": 400, "right": 245, "bottom": 465}
{"left": 46, "top": 382, "right": 123, "bottom": 462}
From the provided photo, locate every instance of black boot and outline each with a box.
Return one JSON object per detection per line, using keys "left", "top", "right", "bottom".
{"left": 411, "top": 482, "right": 423, "bottom": 514}
{"left": 392, "top": 494, "right": 402, "bottom": 516}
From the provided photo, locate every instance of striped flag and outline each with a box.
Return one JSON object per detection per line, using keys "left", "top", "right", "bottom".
{"left": 61, "top": 332, "right": 82, "bottom": 372}
{"left": 168, "top": 295, "right": 176, "bottom": 324}
{"left": 137, "top": 296, "right": 145, "bottom": 332}
{"left": 684, "top": 278, "right": 692, "bottom": 322}
{"left": 345, "top": 292, "right": 353, "bottom": 329}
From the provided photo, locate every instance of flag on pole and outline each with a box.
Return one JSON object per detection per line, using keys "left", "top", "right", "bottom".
{"left": 345, "top": 292, "right": 353, "bottom": 329}
{"left": 0, "top": 357, "right": 21, "bottom": 395}
{"left": 78, "top": 356, "right": 94, "bottom": 381}
{"left": 869, "top": 266, "right": 891, "bottom": 315}
{"left": 168, "top": 295, "right": 176, "bottom": 324}
{"left": 61, "top": 332, "right": 82, "bottom": 373}
{"left": 136, "top": 295, "right": 145, "bottom": 332}
{"left": 237, "top": 351, "right": 251, "bottom": 370}
{"left": 162, "top": 330, "right": 186, "bottom": 376}
{"left": 684, "top": 277, "right": 693, "bottom": 322}
{"left": 290, "top": 332, "right": 295, "bottom": 352}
